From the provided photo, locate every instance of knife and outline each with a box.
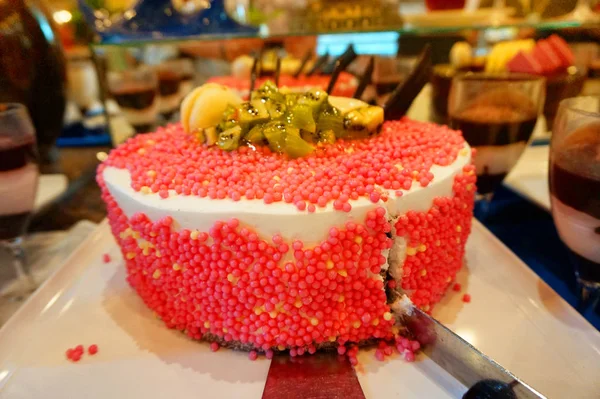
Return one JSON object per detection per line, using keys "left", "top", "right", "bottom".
{"left": 262, "top": 305, "right": 546, "bottom": 399}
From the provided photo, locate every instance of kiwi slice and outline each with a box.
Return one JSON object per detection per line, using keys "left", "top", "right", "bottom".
{"left": 245, "top": 125, "right": 266, "bottom": 145}
{"left": 342, "top": 106, "right": 384, "bottom": 138}
{"left": 263, "top": 121, "right": 288, "bottom": 153}
{"left": 318, "top": 129, "right": 336, "bottom": 145}
{"left": 288, "top": 104, "right": 316, "bottom": 133}
{"left": 316, "top": 105, "right": 344, "bottom": 137}
{"left": 238, "top": 100, "right": 269, "bottom": 130}
{"left": 217, "top": 126, "right": 242, "bottom": 151}
{"left": 297, "top": 88, "right": 328, "bottom": 118}
{"left": 251, "top": 81, "right": 285, "bottom": 103}
{"left": 217, "top": 104, "right": 239, "bottom": 133}
{"left": 265, "top": 100, "right": 287, "bottom": 120}
{"left": 285, "top": 133, "right": 314, "bottom": 158}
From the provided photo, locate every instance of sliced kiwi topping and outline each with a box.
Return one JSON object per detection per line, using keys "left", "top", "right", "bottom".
{"left": 207, "top": 81, "right": 383, "bottom": 158}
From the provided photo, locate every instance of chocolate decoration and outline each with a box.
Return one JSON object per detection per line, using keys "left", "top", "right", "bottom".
{"left": 293, "top": 49, "right": 312, "bottom": 78}
{"left": 353, "top": 56, "right": 375, "bottom": 99}
{"left": 326, "top": 45, "right": 358, "bottom": 94}
{"left": 249, "top": 55, "right": 259, "bottom": 95}
{"left": 383, "top": 44, "right": 432, "bottom": 121}
{"left": 306, "top": 52, "right": 329, "bottom": 77}
{"left": 275, "top": 56, "right": 281, "bottom": 87}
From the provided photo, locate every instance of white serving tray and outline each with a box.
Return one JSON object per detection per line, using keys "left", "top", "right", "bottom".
{"left": 0, "top": 220, "right": 598, "bottom": 399}
{"left": 504, "top": 145, "right": 550, "bottom": 211}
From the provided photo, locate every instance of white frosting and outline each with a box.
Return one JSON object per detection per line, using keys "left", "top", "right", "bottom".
{"left": 103, "top": 145, "right": 471, "bottom": 245}
{"left": 551, "top": 195, "right": 600, "bottom": 263}
{"left": 0, "top": 163, "right": 38, "bottom": 215}
{"left": 474, "top": 142, "right": 526, "bottom": 176}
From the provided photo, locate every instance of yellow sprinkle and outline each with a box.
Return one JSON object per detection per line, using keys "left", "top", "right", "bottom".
{"left": 142, "top": 247, "right": 150, "bottom": 256}
{"left": 269, "top": 311, "right": 278, "bottom": 319}
{"left": 202, "top": 180, "right": 210, "bottom": 186}
{"left": 456, "top": 225, "right": 462, "bottom": 232}
{"left": 435, "top": 240, "right": 441, "bottom": 247}
{"left": 155, "top": 250, "right": 161, "bottom": 258}
{"left": 145, "top": 139, "right": 155, "bottom": 145}
{"left": 372, "top": 318, "right": 379, "bottom": 326}
{"left": 204, "top": 321, "right": 210, "bottom": 328}
{"left": 278, "top": 345, "right": 286, "bottom": 351}
{"left": 460, "top": 148, "right": 469, "bottom": 157}
{"left": 141, "top": 186, "right": 151, "bottom": 194}
{"left": 463, "top": 203, "right": 468, "bottom": 209}
{"left": 227, "top": 273, "right": 235, "bottom": 282}
{"left": 406, "top": 247, "right": 417, "bottom": 256}
{"left": 222, "top": 327, "right": 228, "bottom": 333}
{"left": 132, "top": 231, "right": 140, "bottom": 239}
{"left": 338, "top": 270, "right": 348, "bottom": 277}
{"left": 466, "top": 184, "right": 473, "bottom": 191}
{"left": 326, "top": 260, "right": 334, "bottom": 269}
{"left": 310, "top": 170, "right": 316, "bottom": 176}
{"left": 254, "top": 307, "right": 264, "bottom": 315}
{"left": 391, "top": 326, "right": 400, "bottom": 335}
{"left": 180, "top": 296, "right": 187, "bottom": 302}
{"left": 190, "top": 230, "right": 199, "bottom": 240}
{"left": 345, "top": 147, "right": 355, "bottom": 154}
{"left": 173, "top": 263, "right": 182, "bottom": 271}
{"left": 395, "top": 163, "right": 403, "bottom": 171}
{"left": 311, "top": 318, "right": 319, "bottom": 326}
{"left": 152, "top": 269, "right": 161, "bottom": 279}
{"left": 456, "top": 238, "right": 461, "bottom": 244}
{"left": 150, "top": 232, "right": 157, "bottom": 237}
{"left": 420, "top": 269, "right": 427, "bottom": 277}
{"left": 353, "top": 321, "right": 361, "bottom": 329}
{"left": 126, "top": 252, "right": 136, "bottom": 260}
{"left": 383, "top": 312, "right": 393, "bottom": 321}
{"left": 446, "top": 276, "right": 452, "bottom": 283}
{"left": 137, "top": 148, "right": 146, "bottom": 155}
{"left": 418, "top": 244, "right": 427, "bottom": 252}
{"left": 329, "top": 336, "right": 337, "bottom": 342}
{"left": 146, "top": 170, "right": 156, "bottom": 177}
{"left": 354, "top": 236, "right": 363, "bottom": 244}
{"left": 423, "top": 304, "right": 430, "bottom": 312}
{"left": 273, "top": 176, "right": 280, "bottom": 181}
{"left": 337, "top": 295, "right": 345, "bottom": 303}
{"left": 294, "top": 300, "right": 303, "bottom": 308}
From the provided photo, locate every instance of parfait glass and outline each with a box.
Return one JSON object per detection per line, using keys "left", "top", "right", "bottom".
{"left": 549, "top": 96, "right": 600, "bottom": 308}
{"left": 0, "top": 104, "right": 39, "bottom": 299}
{"left": 448, "top": 74, "right": 545, "bottom": 216}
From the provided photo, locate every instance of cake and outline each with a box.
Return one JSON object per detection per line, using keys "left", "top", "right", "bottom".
{"left": 97, "top": 81, "right": 476, "bottom": 356}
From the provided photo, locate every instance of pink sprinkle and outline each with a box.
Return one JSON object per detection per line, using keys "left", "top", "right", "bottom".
{"left": 375, "top": 349, "right": 385, "bottom": 361}
{"left": 249, "top": 350, "right": 258, "bottom": 361}
{"left": 452, "top": 283, "right": 461, "bottom": 292}
{"left": 337, "top": 346, "right": 347, "bottom": 355}
{"left": 462, "top": 294, "right": 471, "bottom": 303}
{"left": 404, "top": 350, "right": 415, "bottom": 362}
{"left": 411, "top": 340, "right": 421, "bottom": 351}
{"left": 265, "top": 349, "right": 274, "bottom": 359}
{"left": 210, "top": 342, "right": 220, "bottom": 352}
{"left": 88, "top": 344, "right": 98, "bottom": 355}
{"left": 102, "top": 253, "right": 111, "bottom": 263}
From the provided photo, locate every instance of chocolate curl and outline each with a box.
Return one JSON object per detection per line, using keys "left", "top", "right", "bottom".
{"left": 249, "top": 54, "right": 259, "bottom": 96}
{"left": 353, "top": 56, "right": 375, "bottom": 99}
{"left": 384, "top": 45, "right": 432, "bottom": 121}
{"left": 275, "top": 56, "right": 281, "bottom": 87}
{"left": 293, "top": 49, "right": 312, "bottom": 78}
{"left": 306, "top": 52, "right": 329, "bottom": 77}
{"left": 326, "top": 45, "right": 358, "bottom": 94}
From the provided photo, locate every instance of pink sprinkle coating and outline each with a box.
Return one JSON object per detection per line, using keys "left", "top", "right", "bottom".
{"left": 96, "top": 118, "right": 475, "bottom": 356}
{"left": 100, "top": 119, "right": 466, "bottom": 213}
{"left": 103, "top": 253, "right": 111, "bottom": 263}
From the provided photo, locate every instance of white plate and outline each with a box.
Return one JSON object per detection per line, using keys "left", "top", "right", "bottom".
{"left": 34, "top": 174, "right": 68, "bottom": 213}
{"left": 0, "top": 220, "right": 598, "bottom": 398}
{"left": 504, "top": 145, "right": 550, "bottom": 210}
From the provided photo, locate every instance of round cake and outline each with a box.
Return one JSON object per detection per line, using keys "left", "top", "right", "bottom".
{"left": 97, "top": 82, "right": 476, "bottom": 355}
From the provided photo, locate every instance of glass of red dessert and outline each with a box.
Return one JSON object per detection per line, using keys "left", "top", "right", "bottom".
{"left": 108, "top": 67, "right": 159, "bottom": 134}
{"left": 448, "top": 73, "right": 545, "bottom": 199}
{"left": 549, "top": 96, "right": 600, "bottom": 305}
{"left": 0, "top": 103, "right": 39, "bottom": 298}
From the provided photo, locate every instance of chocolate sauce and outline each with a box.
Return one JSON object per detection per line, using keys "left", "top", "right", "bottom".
{"left": 0, "top": 142, "right": 36, "bottom": 171}
{"left": 112, "top": 85, "right": 156, "bottom": 110}
{"left": 450, "top": 117, "right": 537, "bottom": 147}
{"left": 158, "top": 71, "right": 181, "bottom": 96}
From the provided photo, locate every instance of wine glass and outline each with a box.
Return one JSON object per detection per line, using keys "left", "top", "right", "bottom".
{"left": 0, "top": 104, "right": 39, "bottom": 299}
{"left": 549, "top": 96, "right": 600, "bottom": 308}
{"left": 448, "top": 74, "right": 545, "bottom": 215}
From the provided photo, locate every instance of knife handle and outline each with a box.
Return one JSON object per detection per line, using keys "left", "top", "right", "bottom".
{"left": 463, "top": 379, "right": 517, "bottom": 399}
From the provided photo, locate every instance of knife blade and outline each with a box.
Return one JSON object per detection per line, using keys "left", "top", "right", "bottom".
{"left": 262, "top": 305, "right": 547, "bottom": 399}
{"left": 405, "top": 306, "right": 547, "bottom": 399}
